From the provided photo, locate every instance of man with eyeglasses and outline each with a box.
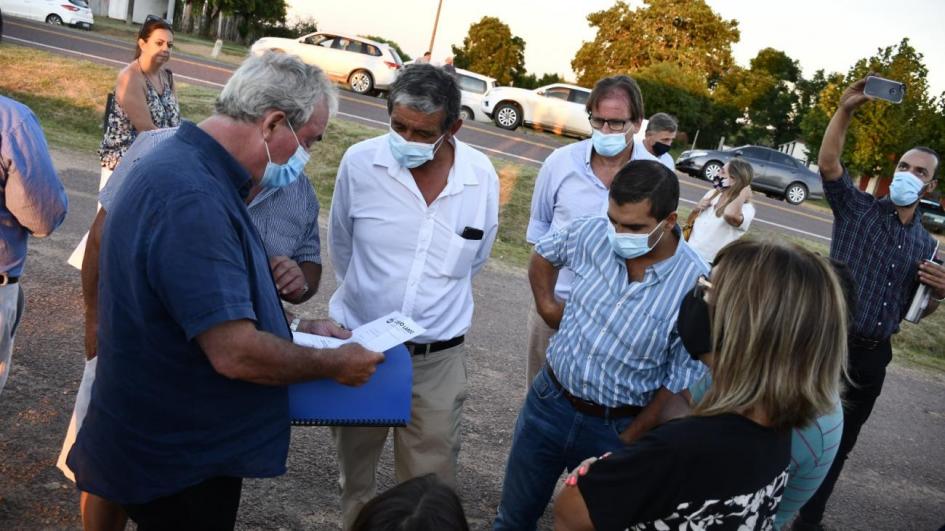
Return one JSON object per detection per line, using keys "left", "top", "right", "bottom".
{"left": 523, "top": 75, "right": 660, "bottom": 389}
{"left": 494, "top": 160, "right": 707, "bottom": 530}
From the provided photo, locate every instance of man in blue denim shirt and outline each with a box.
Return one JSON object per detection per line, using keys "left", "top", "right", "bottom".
{"left": 0, "top": 95, "right": 68, "bottom": 397}
{"left": 66, "top": 53, "right": 384, "bottom": 529}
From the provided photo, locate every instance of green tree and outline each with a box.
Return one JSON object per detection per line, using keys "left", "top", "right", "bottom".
{"left": 571, "top": 0, "right": 739, "bottom": 87}
{"left": 513, "top": 72, "right": 565, "bottom": 90}
{"left": 362, "top": 35, "right": 411, "bottom": 62}
{"left": 451, "top": 17, "right": 526, "bottom": 86}
{"left": 801, "top": 39, "right": 937, "bottom": 180}
{"left": 189, "top": 0, "right": 288, "bottom": 41}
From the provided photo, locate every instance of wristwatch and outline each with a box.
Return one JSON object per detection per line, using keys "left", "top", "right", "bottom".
{"left": 290, "top": 317, "right": 301, "bottom": 333}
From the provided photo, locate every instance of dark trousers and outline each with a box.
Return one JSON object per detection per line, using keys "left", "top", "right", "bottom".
{"left": 122, "top": 476, "right": 243, "bottom": 531}
{"left": 798, "top": 339, "right": 891, "bottom": 524}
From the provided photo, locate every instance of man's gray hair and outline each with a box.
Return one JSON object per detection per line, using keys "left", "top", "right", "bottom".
{"left": 387, "top": 63, "right": 460, "bottom": 132}
{"left": 646, "top": 112, "right": 678, "bottom": 134}
{"left": 216, "top": 51, "right": 339, "bottom": 128}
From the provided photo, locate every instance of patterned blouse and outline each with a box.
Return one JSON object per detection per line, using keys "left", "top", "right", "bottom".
{"left": 98, "top": 67, "right": 181, "bottom": 170}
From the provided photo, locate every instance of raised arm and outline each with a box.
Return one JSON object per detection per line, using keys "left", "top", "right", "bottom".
{"left": 819, "top": 77, "right": 871, "bottom": 181}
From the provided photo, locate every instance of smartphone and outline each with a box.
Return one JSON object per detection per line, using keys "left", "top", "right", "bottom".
{"left": 864, "top": 76, "right": 905, "bottom": 104}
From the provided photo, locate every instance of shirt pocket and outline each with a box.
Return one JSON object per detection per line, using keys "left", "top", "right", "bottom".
{"left": 440, "top": 231, "right": 481, "bottom": 279}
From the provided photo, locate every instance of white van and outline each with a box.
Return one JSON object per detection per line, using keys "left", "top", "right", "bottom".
{"left": 0, "top": 0, "right": 93, "bottom": 29}
{"left": 455, "top": 68, "right": 496, "bottom": 124}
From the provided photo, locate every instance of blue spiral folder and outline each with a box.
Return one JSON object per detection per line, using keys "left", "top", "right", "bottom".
{"left": 288, "top": 344, "right": 412, "bottom": 427}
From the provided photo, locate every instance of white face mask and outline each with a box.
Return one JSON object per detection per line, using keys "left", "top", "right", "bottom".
{"left": 388, "top": 127, "right": 444, "bottom": 169}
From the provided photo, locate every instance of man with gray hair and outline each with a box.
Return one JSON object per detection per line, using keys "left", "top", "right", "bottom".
{"left": 67, "top": 52, "right": 384, "bottom": 528}
{"left": 329, "top": 63, "right": 499, "bottom": 528}
{"left": 642, "top": 112, "right": 679, "bottom": 171}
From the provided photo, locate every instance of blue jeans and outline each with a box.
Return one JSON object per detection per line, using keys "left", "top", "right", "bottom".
{"left": 493, "top": 366, "right": 634, "bottom": 530}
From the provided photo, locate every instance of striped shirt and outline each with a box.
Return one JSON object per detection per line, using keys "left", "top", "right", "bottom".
{"left": 536, "top": 216, "right": 708, "bottom": 408}
{"left": 100, "top": 127, "right": 321, "bottom": 265}
{"left": 690, "top": 376, "right": 843, "bottom": 530}
{"left": 825, "top": 170, "right": 936, "bottom": 340}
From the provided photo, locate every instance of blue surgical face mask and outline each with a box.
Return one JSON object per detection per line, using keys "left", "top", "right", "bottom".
{"left": 261, "top": 123, "right": 310, "bottom": 189}
{"left": 591, "top": 130, "right": 629, "bottom": 157}
{"left": 388, "top": 127, "right": 445, "bottom": 169}
{"left": 607, "top": 219, "right": 666, "bottom": 259}
{"left": 889, "top": 171, "right": 926, "bottom": 206}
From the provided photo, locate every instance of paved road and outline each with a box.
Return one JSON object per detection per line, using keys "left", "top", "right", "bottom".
{"left": 0, "top": 142, "right": 943, "bottom": 529}
{"left": 3, "top": 16, "right": 837, "bottom": 245}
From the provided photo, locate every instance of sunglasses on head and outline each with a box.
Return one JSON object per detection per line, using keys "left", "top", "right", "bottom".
{"left": 144, "top": 14, "right": 170, "bottom": 26}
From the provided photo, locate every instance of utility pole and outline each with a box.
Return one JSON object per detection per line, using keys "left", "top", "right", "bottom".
{"left": 125, "top": 0, "right": 134, "bottom": 25}
{"left": 427, "top": 0, "right": 443, "bottom": 57}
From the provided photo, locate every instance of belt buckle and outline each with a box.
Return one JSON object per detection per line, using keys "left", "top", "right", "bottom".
{"left": 0, "top": 274, "right": 9, "bottom": 286}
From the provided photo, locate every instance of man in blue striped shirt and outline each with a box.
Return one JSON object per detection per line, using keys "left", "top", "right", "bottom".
{"left": 494, "top": 160, "right": 708, "bottom": 530}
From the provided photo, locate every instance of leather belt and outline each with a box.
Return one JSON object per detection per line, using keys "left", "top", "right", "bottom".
{"left": 849, "top": 334, "right": 886, "bottom": 351}
{"left": 0, "top": 273, "right": 19, "bottom": 286}
{"left": 545, "top": 365, "right": 642, "bottom": 419}
{"left": 405, "top": 335, "right": 464, "bottom": 356}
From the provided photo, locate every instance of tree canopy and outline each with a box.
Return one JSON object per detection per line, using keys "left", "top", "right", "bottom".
{"left": 451, "top": 17, "right": 526, "bottom": 86}
{"left": 571, "top": 0, "right": 739, "bottom": 88}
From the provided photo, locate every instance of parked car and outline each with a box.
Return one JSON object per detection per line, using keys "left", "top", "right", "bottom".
{"left": 919, "top": 198, "right": 945, "bottom": 233}
{"left": 455, "top": 68, "right": 496, "bottom": 123}
{"left": 250, "top": 32, "right": 403, "bottom": 95}
{"left": 0, "top": 0, "right": 92, "bottom": 29}
{"left": 481, "top": 83, "right": 592, "bottom": 138}
{"left": 676, "top": 145, "right": 824, "bottom": 205}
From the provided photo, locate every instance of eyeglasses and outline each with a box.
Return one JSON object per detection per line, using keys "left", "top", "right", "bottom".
{"left": 588, "top": 114, "right": 632, "bottom": 132}
{"left": 143, "top": 14, "right": 171, "bottom": 27}
{"left": 693, "top": 275, "right": 713, "bottom": 300}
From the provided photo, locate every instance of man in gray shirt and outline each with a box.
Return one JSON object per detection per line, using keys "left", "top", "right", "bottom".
{"left": 0, "top": 95, "right": 69, "bottom": 397}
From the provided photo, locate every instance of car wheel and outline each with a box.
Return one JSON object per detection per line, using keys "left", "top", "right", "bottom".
{"left": 493, "top": 102, "right": 522, "bottom": 130}
{"left": 348, "top": 70, "right": 374, "bottom": 95}
{"left": 46, "top": 14, "right": 63, "bottom": 25}
{"left": 459, "top": 106, "right": 474, "bottom": 122}
{"left": 701, "top": 161, "right": 723, "bottom": 181}
{"left": 785, "top": 182, "right": 808, "bottom": 205}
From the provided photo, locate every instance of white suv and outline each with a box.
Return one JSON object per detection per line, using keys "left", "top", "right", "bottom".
{"left": 481, "top": 83, "right": 592, "bottom": 137}
{"left": 0, "top": 0, "right": 93, "bottom": 29}
{"left": 250, "top": 32, "right": 403, "bottom": 95}
{"left": 455, "top": 68, "right": 496, "bottom": 123}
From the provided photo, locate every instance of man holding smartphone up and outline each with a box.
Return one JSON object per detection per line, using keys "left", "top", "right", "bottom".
{"left": 793, "top": 76, "right": 945, "bottom": 530}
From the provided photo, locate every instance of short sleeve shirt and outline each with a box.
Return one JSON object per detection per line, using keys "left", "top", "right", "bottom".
{"left": 579, "top": 414, "right": 791, "bottom": 530}
{"left": 68, "top": 122, "right": 292, "bottom": 504}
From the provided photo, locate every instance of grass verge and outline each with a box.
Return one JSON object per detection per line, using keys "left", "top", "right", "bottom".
{"left": 3, "top": 42, "right": 942, "bottom": 370}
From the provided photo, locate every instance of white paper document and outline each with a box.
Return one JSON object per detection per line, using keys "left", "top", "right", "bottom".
{"left": 292, "top": 311, "right": 426, "bottom": 353}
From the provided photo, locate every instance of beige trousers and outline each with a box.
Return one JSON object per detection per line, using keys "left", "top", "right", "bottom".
{"left": 332, "top": 344, "right": 467, "bottom": 529}
{"left": 525, "top": 301, "right": 555, "bottom": 391}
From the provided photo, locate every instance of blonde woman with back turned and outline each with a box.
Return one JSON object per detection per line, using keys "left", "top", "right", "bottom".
{"left": 554, "top": 239, "right": 848, "bottom": 530}
{"left": 688, "top": 158, "right": 755, "bottom": 263}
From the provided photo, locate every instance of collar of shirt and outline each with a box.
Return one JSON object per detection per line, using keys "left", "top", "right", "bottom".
{"left": 375, "top": 134, "right": 478, "bottom": 198}
{"left": 176, "top": 121, "right": 253, "bottom": 199}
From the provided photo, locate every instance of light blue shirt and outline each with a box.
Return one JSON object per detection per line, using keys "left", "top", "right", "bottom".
{"left": 690, "top": 376, "right": 843, "bottom": 530}
{"left": 0, "top": 96, "right": 68, "bottom": 276}
{"left": 526, "top": 138, "right": 659, "bottom": 300}
{"left": 100, "top": 128, "right": 321, "bottom": 264}
{"left": 536, "top": 216, "right": 708, "bottom": 407}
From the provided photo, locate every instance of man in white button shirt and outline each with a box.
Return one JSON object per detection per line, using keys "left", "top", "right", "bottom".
{"left": 524, "top": 75, "right": 658, "bottom": 388}
{"left": 328, "top": 63, "right": 499, "bottom": 528}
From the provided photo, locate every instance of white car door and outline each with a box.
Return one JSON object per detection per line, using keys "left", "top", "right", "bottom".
{"left": 298, "top": 34, "right": 343, "bottom": 79}
{"left": 2, "top": 0, "right": 32, "bottom": 19}
{"left": 531, "top": 85, "right": 573, "bottom": 133}
{"left": 566, "top": 89, "right": 591, "bottom": 136}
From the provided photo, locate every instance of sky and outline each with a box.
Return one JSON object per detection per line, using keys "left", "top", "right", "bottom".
{"left": 287, "top": 0, "right": 945, "bottom": 95}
